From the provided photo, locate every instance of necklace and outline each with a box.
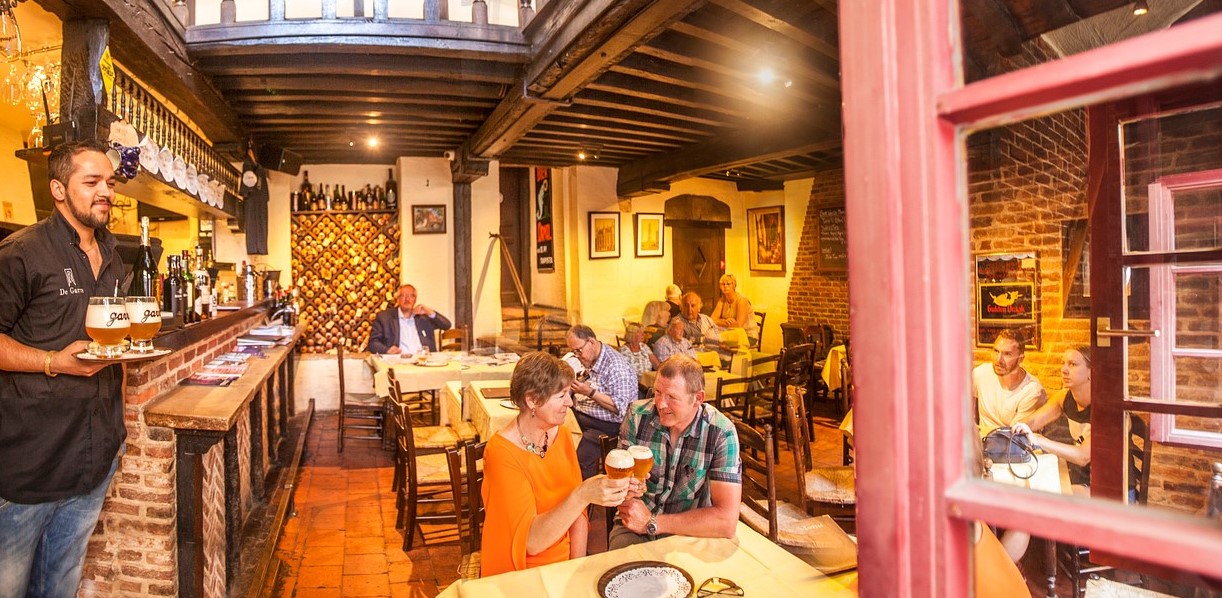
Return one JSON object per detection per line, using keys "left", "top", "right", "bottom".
{"left": 519, "top": 426, "right": 549, "bottom": 458}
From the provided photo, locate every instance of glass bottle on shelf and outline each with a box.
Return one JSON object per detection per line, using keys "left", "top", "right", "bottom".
{"left": 300, "top": 170, "right": 313, "bottom": 196}
{"left": 162, "top": 255, "right": 182, "bottom": 327}
{"left": 385, "top": 168, "right": 398, "bottom": 211}
{"left": 194, "top": 245, "right": 211, "bottom": 321}
{"left": 128, "top": 216, "right": 158, "bottom": 297}
{"left": 180, "top": 250, "right": 196, "bottom": 324}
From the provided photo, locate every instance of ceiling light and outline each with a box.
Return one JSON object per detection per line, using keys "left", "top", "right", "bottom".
{"left": 1132, "top": 0, "right": 1148, "bottom": 15}
{"left": 367, "top": 136, "right": 378, "bottom": 148}
{"left": 757, "top": 68, "right": 775, "bottom": 85}
{"left": 577, "top": 149, "right": 587, "bottom": 161}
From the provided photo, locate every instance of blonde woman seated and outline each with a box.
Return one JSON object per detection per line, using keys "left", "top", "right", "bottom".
{"left": 619, "top": 323, "right": 659, "bottom": 375}
{"left": 481, "top": 352, "right": 630, "bottom": 577}
{"left": 711, "top": 274, "right": 758, "bottom": 344}
{"left": 641, "top": 300, "right": 671, "bottom": 345}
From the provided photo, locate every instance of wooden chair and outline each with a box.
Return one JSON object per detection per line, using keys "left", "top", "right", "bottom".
{"left": 447, "top": 440, "right": 486, "bottom": 579}
{"left": 735, "top": 420, "right": 859, "bottom": 573}
{"left": 438, "top": 326, "right": 468, "bottom": 352}
{"left": 392, "top": 399, "right": 460, "bottom": 551}
{"left": 1056, "top": 414, "right": 1154, "bottom": 598}
{"left": 785, "top": 388, "right": 856, "bottom": 533}
{"left": 751, "top": 311, "right": 767, "bottom": 349}
{"left": 773, "top": 343, "right": 817, "bottom": 451}
{"left": 337, "top": 331, "right": 383, "bottom": 453}
{"left": 714, "top": 370, "right": 777, "bottom": 424}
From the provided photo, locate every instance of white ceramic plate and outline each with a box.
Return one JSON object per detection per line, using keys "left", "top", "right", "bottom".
{"left": 158, "top": 148, "right": 174, "bottom": 183}
{"left": 173, "top": 156, "right": 187, "bottom": 190}
{"left": 185, "top": 164, "right": 198, "bottom": 195}
{"left": 139, "top": 137, "right": 159, "bottom": 175}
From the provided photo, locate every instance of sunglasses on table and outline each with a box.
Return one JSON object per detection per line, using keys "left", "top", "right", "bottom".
{"left": 696, "top": 577, "right": 745, "bottom": 597}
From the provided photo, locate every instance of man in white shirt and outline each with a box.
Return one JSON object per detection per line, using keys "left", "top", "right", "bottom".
{"left": 367, "top": 284, "right": 452, "bottom": 354}
{"left": 973, "top": 329, "right": 1046, "bottom": 436}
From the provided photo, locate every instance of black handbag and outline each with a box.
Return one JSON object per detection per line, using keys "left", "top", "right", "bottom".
{"left": 983, "top": 426, "right": 1038, "bottom": 470}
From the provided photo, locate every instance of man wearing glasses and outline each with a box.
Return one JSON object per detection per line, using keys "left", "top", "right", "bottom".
{"left": 565, "top": 325, "right": 639, "bottom": 478}
{"left": 611, "top": 355, "right": 742, "bottom": 549}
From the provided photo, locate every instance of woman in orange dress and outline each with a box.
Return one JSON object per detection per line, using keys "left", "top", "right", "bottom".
{"left": 480, "top": 352, "right": 630, "bottom": 577}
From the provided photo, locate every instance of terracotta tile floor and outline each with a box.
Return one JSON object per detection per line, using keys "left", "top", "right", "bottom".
{"left": 270, "top": 407, "right": 851, "bottom": 597}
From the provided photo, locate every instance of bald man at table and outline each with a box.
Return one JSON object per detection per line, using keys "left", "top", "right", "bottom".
{"left": 367, "top": 284, "right": 452, "bottom": 354}
{"left": 611, "top": 355, "right": 742, "bottom": 549}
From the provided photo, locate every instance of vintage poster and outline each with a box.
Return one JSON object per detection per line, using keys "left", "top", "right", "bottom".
{"left": 534, "top": 167, "right": 555, "bottom": 272}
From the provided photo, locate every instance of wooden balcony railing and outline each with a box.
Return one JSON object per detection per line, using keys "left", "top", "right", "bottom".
{"left": 171, "top": 0, "right": 539, "bottom": 30}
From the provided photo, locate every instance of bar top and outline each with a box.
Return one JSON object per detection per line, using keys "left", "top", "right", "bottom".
{"left": 144, "top": 328, "right": 301, "bottom": 432}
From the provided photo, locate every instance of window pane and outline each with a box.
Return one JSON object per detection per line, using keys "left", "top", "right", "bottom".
{"left": 1175, "top": 271, "right": 1222, "bottom": 350}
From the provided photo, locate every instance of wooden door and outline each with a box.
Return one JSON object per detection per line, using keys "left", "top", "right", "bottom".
{"left": 499, "top": 167, "right": 530, "bottom": 306}
{"left": 671, "top": 225, "right": 724, "bottom": 311}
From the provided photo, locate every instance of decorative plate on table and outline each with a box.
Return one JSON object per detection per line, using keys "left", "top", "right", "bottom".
{"left": 416, "top": 359, "right": 450, "bottom": 368}
{"left": 498, "top": 399, "right": 518, "bottom": 410}
{"left": 597, "top": 561, "right": 693, "bottom": 598}
{"left": 74, "top": 348, "right": 172, "bottom": 362}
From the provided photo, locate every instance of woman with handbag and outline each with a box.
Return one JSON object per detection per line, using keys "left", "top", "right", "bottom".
{"left": 1012, "top": 346, "right": 1093, "bottom": 497}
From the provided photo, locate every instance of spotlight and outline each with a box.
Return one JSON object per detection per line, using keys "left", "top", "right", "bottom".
{"left": 1133, "top": 0, "right": 1148, "bottom": 15}
{"left": 757, "top": 68, "right": 775, "bottom": 85}
{"left": 577, "top": 149, "right": 587, "bottom": 161}
{"left": 367, "top": 136, "right": 378, "bottom": 148}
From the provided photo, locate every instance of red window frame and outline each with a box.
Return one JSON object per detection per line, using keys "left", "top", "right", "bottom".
{"left": 839, "top": 4, "right": 1222, "bottom": 595}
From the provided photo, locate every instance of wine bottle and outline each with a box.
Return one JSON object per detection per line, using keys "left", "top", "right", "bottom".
{"left": 300, "top": 169, "right": 313, "bottom": 196}
{"left": 163, "top": 255, "right": 182, "bottom": 327}
{"left": 128, "top": 216, "right": 158, "bottom": 296}
{"left": 194, "top": 245, "right": 211, "bottom": 321}
{"left": 180, "top": 250, "right": 196, "bottom": 324}
{"left": 385, "top": 168, "right": 398, "bottom": 210}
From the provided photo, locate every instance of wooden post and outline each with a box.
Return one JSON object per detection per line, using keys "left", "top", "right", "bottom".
{"left": 220, "top": 0, "right": 236, "bottom": 24}
{"left": 424, "top": 0, "right": 443, "bottom": 22}
{"left": 373, "top": 0, "right": 388, "bottom": 21}
{"left": 353, "top": 0, "right": 364, "bottom": 17}
{"left": 453, "top": 183, "right": 472, "bottom": 328}
{"left": 519, "top": 0, "right": 534, "bottom": 27}
{"left": 472, "top": 0, "right": 488, "bottom": 25}
{"left": 321, "top": 0, "right": 337, "bottom": 20}
{"left": 269, "top": 0, "right": 285, "bottom": 22}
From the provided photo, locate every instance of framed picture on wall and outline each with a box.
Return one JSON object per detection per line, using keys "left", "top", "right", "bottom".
{"left": 634, "top": 213, "right": 664, "bottom": 257}
{"left": 974, "top": 251, "right": 1040, "bottom": 349}
{"left": 411, "top": 205, "right": 446, "bottom": 234}
{"left": 747, "top": 205, "right": 786, "bottom": 272}
{"left": 588, "top": 211, "right": 620, "bottom": 259}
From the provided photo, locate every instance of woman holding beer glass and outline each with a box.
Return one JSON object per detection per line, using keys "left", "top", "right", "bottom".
{"left": 481, "top": 352, "right": 630, "bottom": 577}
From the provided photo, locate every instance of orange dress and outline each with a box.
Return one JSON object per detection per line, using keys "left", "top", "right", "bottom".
{"left": 974, "top": 525, "right": 1032, "bottom": 598}
{"left": 480, "top": 429, "right": 583, "bottom": 577}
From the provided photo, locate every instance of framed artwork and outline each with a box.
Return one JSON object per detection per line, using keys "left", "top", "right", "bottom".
{"left": 588, "top": 211, "right": 620, "bottom": 259}
{"left": 634, "top": 212, "right": 664, "bottom": 257}
{"left": 974, "top": 251, "right": 1040, "bottom": 349}
{"left": 411, "top": 205, "right": 446, "bottom": 234}
{"left": 747, "top": 205, "right": 786, "bottom": 272}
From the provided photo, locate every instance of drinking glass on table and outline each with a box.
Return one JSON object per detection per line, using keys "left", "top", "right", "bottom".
{"left": 86, "top": 296, "right": 130, "bottom": 357}
{"left": 605, "top": 449, "right": 634, "bottom": 479}
{"left": 125, "top": 296, "right": 161, "bottom": 353}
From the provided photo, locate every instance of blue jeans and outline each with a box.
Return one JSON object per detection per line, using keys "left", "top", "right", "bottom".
{"left": 0, "top": 452, "right": 120, "bottom": 598}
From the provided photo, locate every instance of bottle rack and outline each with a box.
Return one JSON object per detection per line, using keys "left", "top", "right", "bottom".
{"left": 290, "top": 211, "right": 401, "bottom": 353}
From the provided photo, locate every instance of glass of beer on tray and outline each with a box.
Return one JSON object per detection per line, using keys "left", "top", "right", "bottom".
{"left": 628, "top": 445, "right": 653, "bottom": 480}
{"left": 605, "top": 449, "right": 634, "bottom": 480}
{"left": 125, "top": 295, "right": 161, "bottom": 353}
{"left": 86, "top": 296, "right": 130, "bottom": 357}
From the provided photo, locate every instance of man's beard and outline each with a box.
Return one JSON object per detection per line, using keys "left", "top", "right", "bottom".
{"left": 68, "top": 191, "right": 111, "bottom": 230}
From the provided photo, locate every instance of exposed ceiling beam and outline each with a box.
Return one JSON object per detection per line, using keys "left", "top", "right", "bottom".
{"left": 39, "top": 0, "right": 245, "bottom": 146}
{"left": 212, "top": 75, "right": 507, "bottom": 98}
{"left": 707, "top": 0, "right": 839, "bottom": 62}
{"left": 617, "top": 121, "right": 842, "bottom": 197}
{"left": 963, "top": 0, "right": 1025, "bottom": 56}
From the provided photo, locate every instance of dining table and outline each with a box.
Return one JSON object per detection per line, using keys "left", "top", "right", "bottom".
{"left": 821, "top": 344, "right": 848, "bottom": 390}
{"left": 367, "top": 351, "right": 518, "bottom": 398}
{"left": 455, "top": 380, "right": 583, "bottom": 443}
{"left": 435, "top": 521, "right": 857, "bottom": 597}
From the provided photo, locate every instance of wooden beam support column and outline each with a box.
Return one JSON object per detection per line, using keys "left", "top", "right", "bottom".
{"left": 453, "top": 183, "right": 473, "bottom": 328}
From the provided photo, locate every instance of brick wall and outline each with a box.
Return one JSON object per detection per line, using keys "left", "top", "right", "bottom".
{"left": 787, "top": 167, "right": 850, "bottom": 341}
{"left": 80, "top": 311, "right": 265, "bottom": 597}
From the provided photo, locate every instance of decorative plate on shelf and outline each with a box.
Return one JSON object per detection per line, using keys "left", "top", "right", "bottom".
{"left": 158, "top": 148, "right": 174, "bottom": 183}
{"left": 172, "top": 156, "right": 188, "bottom": 190}
{"left": 74, "top": 348, "right": 172, "bottom": 362}
{"left": 597, "top": 561, "right": 693, "bottom": 598}
{"left": 185, "top": 164, "right": 199, "bottom": 195}
{"left": 139, "top": 137, "right": 159, "bottom": 175}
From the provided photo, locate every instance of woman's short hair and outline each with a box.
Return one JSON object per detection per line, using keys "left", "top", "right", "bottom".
{"left": 665, "top": 284, "right": 682, "bottom": 301}
{"left": 641, "top": 300, "right": 670, "bottom": 326}
{"left": 719, "top": 273, "right": 736, "bottom": 286}
{"left": 656, "top": 354, "right": 704, "bottom": 395}
{"left": 625, "top": 322, "right": 642, "bottom": 335}
{"left": 510, "top": 352, "right": 575, "bottom": 410}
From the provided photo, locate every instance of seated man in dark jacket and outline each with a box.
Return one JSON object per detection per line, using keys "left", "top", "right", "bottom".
{"left": 367, "top": 284, "right": 452, "bottom": 354}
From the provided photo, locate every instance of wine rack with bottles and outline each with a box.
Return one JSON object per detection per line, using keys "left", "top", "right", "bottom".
{"left": 291, "top": 211, "right": 400, "bottom": 354}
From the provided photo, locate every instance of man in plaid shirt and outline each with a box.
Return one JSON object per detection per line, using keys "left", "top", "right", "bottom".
{"left": 609, "top": 355, "right": 742, "bottom": 549}
{"left": 565, "top": 325, "right": 640, "bottom": 478}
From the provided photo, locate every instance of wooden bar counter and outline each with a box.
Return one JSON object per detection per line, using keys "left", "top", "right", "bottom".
{"left": 77, "top": 301, "right": 301, "bottom": 598}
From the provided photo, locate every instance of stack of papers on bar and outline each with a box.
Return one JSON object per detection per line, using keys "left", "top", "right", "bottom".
{"left": 237, "top": 335, "right": 279, "bottom": 347}
{"left": 181, "top": 355, "right": 252, "bottom": 387}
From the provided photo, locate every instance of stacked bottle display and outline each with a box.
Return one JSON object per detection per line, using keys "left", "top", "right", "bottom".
{"left": 291, "top": 169, "right": 398, "bottom": 213}
{"left": 157, "top": 245, "right": 217, "bottom": 328}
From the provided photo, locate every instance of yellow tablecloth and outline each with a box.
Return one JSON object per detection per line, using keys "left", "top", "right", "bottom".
{"left": 436, "top": 521, "right": 855, "bottom": 597}
{"left": 369, "top": 353, "right": 516, "bottom": 398}
{"left": 461, "top": 380, "right": 582, "bottom": 444}
{"left": 822, "top": 344, "right": 847, "bottom": 389}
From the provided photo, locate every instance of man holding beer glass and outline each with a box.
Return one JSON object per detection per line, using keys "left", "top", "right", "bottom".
{"left": 0, "top": 141, "right": 128, "bottom": 598}
{"left": 609, "top": 355, "right": 742, "bottom": 549}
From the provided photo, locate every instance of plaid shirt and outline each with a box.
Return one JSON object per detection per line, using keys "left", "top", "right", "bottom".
{"left": 618, "top": 399, "right": 741, "bottom": 515}
{"left": 618, "top": 343, "right": 655, "bottom": 375}
{"left": 651, "top": 334, "right": 696, "bottom": 363}
{"left": 574, "top": 342, "right": 639, "bottom": 423}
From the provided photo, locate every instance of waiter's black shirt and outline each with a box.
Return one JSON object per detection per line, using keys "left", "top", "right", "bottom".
{"left": 0, "top": 210, "right": 126, "bottom": 503}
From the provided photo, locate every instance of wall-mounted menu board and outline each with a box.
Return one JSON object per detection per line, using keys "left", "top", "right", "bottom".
{"left": 818, "top": 206, "right": 847, "bottom": 271}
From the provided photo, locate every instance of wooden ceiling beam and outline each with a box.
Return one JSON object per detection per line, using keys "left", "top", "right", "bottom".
{"left": 706, "top": 0, "right": 839, "bottom": 61}
{"left": 617, "top": 122, "right": 842, "bottom": 197}
{"left": 962, "top": 0, "right": 1025, "bottom": 56}
{"left": 586, "top": 73, "right": 749, "bottom": 119}
{"left": 457, "top": 0, "right": 705, "bottom": 174}
{"left": 212, "top": 75, "right": 507, "bottom": 98}
{"left": 195, "top": 54, "right": 519, "bottom": 84}
{"left": 38, "top": 0, "right": 245, "bottom": 146}
{"left": 230, "top": 102, "right": 488, "bottom": 120}
{"left": 544, "top": 114, "right": 708, "bottom": 143}
{"left": 231, "top": 94, "right": 497, "bottom": 110}
{"left": 568, "top": 93, "right": 726, "bottom": 127}
{"left": 642, "top": 28, "right": 841, "bottom": 96}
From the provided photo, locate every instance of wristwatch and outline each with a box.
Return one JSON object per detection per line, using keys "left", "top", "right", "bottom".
{"left": 646, "top": 513, "right": 658, "bottom": 538}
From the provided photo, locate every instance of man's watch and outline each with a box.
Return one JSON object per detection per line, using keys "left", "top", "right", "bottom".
{"left": 645, "top": 513, "right": 658, "bottom": 538}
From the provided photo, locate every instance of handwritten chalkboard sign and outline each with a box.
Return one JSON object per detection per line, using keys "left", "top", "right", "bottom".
{"left": 818, "top": 207, "right": 847, "bottom": 271}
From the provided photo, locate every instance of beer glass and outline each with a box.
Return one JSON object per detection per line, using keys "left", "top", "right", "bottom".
{"left": 125, "top": 296, "right": 161, "bottom": 353}
{"left": 604, "top": 449, "right": 634, "bottom": 480}
{"left": 86, "top": 296, "right": 130, "bottom": 357}
{"left": 628, "top": 445, "right": 654, "bottom": 480}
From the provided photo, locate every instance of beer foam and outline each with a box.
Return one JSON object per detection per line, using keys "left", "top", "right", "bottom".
{"left": 605, "top": 449, "right": 633, "bottom": 470}
{"left": 627, "top": 445, "right": 652, "bottom": 460}
{"left": 86, "top": 306, "right": 129, "bottom": 328}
